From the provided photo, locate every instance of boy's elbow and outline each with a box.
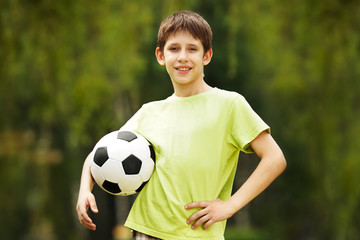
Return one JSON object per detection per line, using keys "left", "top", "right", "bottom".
{"left": 276, "top": 152, "right": 287, "bottom": 174}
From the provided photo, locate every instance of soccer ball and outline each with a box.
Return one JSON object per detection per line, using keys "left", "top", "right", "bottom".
{"left": 90, "top": 130, "right": 155, "bottom": 196}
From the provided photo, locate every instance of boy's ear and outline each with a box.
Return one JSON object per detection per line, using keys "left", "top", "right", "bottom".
{"left": 203, "top": 48, "right": 213, "bottom": 66}
{"left": 155, "top": 47, "right": 165, "bottom": 65}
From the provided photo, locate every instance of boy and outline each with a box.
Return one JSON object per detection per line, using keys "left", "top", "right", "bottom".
{"left": 76, "top": 10, "right": 286, "bottom": 240}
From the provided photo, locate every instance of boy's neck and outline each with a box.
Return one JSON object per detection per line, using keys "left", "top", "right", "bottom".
{"left": 173, "top": 80, "right": 212, "bottom": 97}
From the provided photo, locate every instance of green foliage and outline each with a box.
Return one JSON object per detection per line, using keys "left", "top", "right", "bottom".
{"left": 226, "top": 0, "right": 360, "bottom": 239}
{"left": 1, "top": 0, "right": 360, "bottom": 239}
{"left": 224, "top": 226, "right": 270, "bottom": 240}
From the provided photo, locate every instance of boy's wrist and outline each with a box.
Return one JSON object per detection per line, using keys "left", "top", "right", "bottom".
{"left": 79, "top": 184, "right": 94, "bottom": 195}
{"left": 226, "top": 195, "right": 245, "bottom": 214}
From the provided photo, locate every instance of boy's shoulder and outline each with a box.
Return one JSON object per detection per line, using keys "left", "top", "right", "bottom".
{"left": 215, "top": 87, "right": 244, "bottom": 99}
{"left": 142, "top": 96, "right": 170, "bottom": 108}
{"left": 211, "top": 88, "right": 246, "bottom": 106}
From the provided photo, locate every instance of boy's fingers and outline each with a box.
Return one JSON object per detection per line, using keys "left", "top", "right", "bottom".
{"left": 191, "top": 214, "right": 211, "bottom": 229}
{"left": 76, "top": 195, "right": 98, "bottom": 231}
{"left": 185, "top": 201, "right": 208, "bottom": 210}
{"left": 80, "top": 210, "right": 92, "bottom": 223}
{"left": 203, "top": 219, "right": 215, "bottom": 230}
{"left": 83, "top": 221, "right": 96, "bottom": 230}
{"left": 79, "top": 210, "right": 96, "bottom": 230}
{"left": 185, "top": 201, "right": 210, "bottom": 225}
{"left": 85, "top": 222, "right": 97, "bottom": 231}
{"left": 89, "top": 197, "right": 99, "bottom": 213}
{"left": 186, "top": 208, "right": 208, "bottom": 225}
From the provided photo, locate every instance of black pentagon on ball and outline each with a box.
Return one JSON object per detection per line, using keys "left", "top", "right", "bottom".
{"left": 94, "top": 147, "right": 109, "bottom": 167}
{"left": 136, "top": 181, "right": 148, "bottom": 193}
{"left": 122, "top": 154, "right": 142, "bottom": 175}
{"left": 117, "top": 131, "right": 137, "bottom": 142}
{"left": 102, "top": 180, "right": 121, "bottom": 194}
{"left": 149, "top": 145, "right": 155, "bottom": 161}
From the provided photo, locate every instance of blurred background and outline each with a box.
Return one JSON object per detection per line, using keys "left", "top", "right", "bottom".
{"left": 1, "top": 0, "right": 360, "bottom": 239}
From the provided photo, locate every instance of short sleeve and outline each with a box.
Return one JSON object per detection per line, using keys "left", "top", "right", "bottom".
{"left": 229, "top": 95, "right": 270, "bottom": 153}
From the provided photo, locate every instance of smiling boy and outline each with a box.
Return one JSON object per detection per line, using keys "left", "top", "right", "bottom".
{"left": 76, "top": 11, "right": 286, "bottom": 240}
{"left": 156, "top": 30, "right": 213, "bottom": 97}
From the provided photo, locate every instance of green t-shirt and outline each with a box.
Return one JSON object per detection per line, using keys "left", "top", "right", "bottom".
{"left": 121, "top": 88, "right": 269, "bottom": 240}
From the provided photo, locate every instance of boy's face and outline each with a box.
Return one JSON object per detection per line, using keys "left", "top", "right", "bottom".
{"left": 155, "top": 31, "right": 212, "bottom": 89}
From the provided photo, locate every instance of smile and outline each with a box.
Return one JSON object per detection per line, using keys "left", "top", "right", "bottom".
{"left": 176, "top": 67, "right": 192, "bottom": 71}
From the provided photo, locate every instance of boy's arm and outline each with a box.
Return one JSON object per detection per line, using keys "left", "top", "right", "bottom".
{"left": 76, "top": 153, "right": 98, "bottom": 231}
{"left": 185, "top": 130, "right": 286, "bottom": 230}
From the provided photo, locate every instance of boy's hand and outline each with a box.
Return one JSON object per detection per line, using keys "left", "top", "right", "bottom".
{"left": 76, "top": 191, "right": 98, "bottom": 231}
{"left": 185, "top": 198, "right": 234, "bottom": 230}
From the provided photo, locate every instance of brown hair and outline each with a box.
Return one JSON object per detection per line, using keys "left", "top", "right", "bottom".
{"left": 157, "top": 11, "right": 213, "bottom": 54}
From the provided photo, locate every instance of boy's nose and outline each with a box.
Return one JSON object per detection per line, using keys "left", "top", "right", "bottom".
{"left": 177, "top": 50, "right": 188, "bottom": 62}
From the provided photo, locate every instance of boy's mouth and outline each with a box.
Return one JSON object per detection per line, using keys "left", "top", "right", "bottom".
{"left": 175, "top": 67, "right": 192, "bottom": 73}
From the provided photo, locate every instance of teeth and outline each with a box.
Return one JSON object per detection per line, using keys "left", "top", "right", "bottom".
{"left": 178, "top": 68, "right": 189, "bottom": 71}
